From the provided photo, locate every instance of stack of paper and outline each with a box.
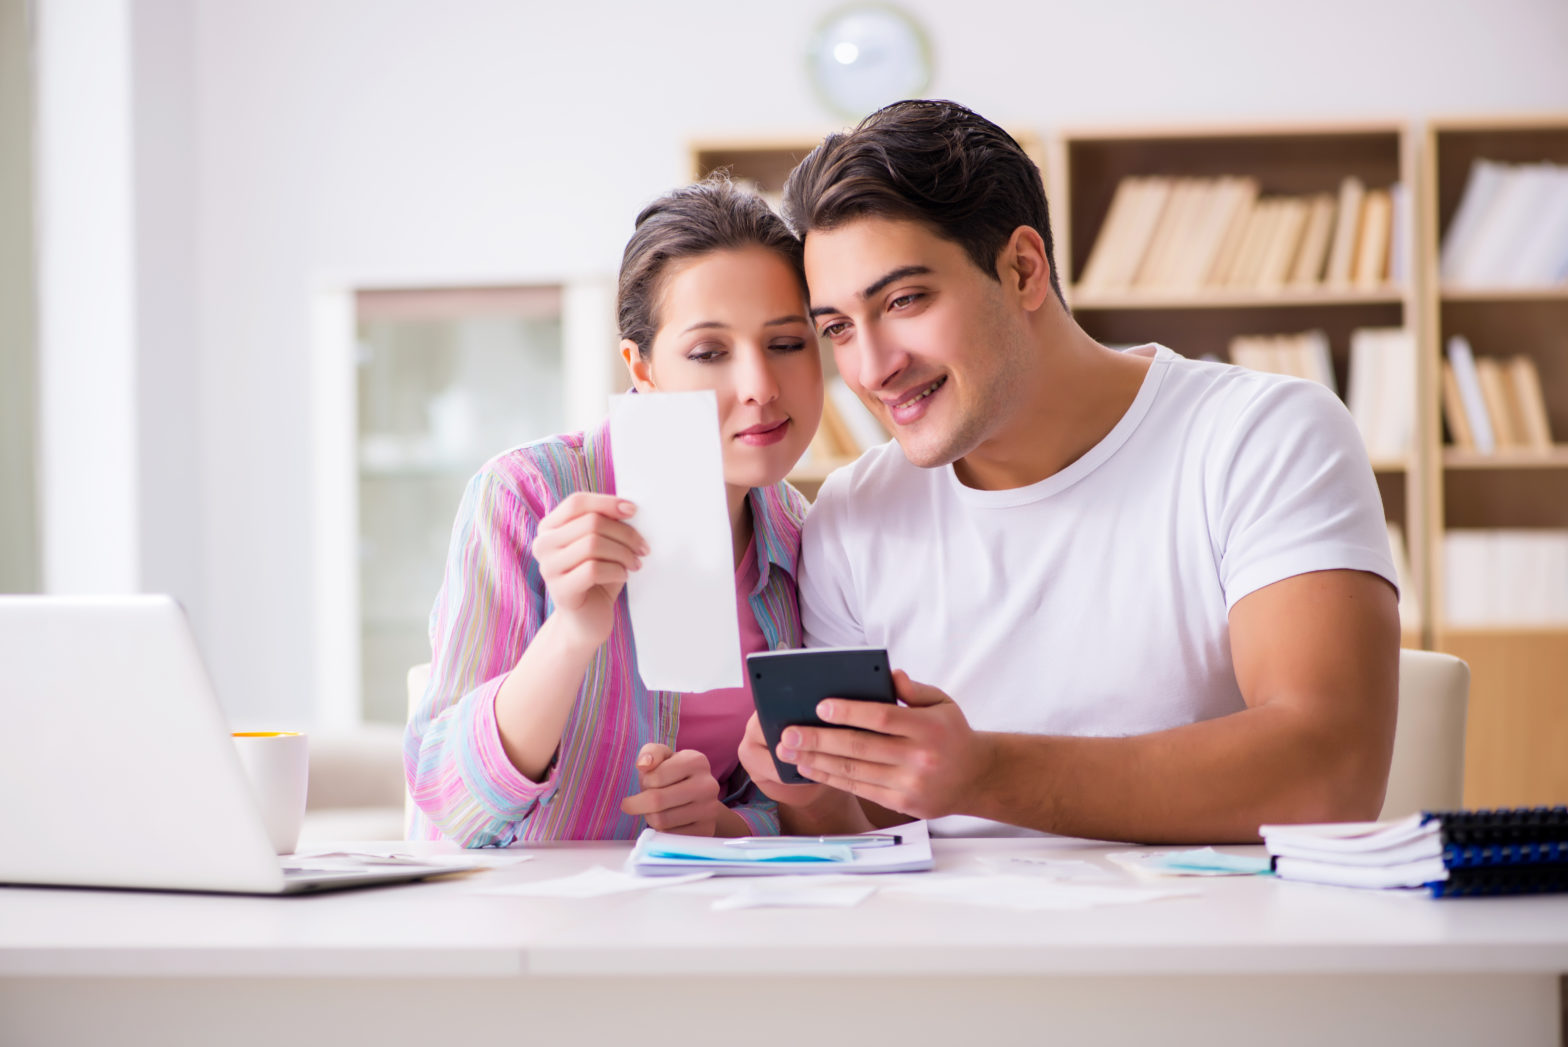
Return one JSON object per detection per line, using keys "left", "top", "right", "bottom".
{"left": 628, "top": 821, "right": 934, "bottom": 877}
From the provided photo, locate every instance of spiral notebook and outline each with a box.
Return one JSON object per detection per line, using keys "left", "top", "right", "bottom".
{"left": 1261, "top": 806, "right": 1568, "bottom": 896}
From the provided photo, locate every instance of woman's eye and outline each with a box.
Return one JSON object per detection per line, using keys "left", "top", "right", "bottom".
{"left": 770, "top": 340, "right": 807, "bottom": 353}
{"left": 687, "top": 346, "right": 727, "bottom": 363}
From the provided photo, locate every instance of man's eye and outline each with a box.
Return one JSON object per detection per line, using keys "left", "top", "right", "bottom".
{"left": 890, "top": 293, "right": 922, "bottom": 310}
{"left": 819, "top": 322, "right": 849, "bottom": 340}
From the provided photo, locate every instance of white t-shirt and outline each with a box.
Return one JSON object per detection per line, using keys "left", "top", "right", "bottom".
{"left": 799, "top": 344, "right": 1398, "bottom": 837}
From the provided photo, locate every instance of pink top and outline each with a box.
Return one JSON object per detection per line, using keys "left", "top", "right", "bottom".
{"left": 675, "top": 542, "right": 767, "bottom": 783}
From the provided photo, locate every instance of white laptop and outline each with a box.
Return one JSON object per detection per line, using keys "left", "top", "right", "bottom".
{"left": 0, "top": 594, "right": 477, "bottom": 895}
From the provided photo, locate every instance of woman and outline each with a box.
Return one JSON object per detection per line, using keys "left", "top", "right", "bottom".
{"left": 404, "top": 177, "right": 824, "bottom": 845}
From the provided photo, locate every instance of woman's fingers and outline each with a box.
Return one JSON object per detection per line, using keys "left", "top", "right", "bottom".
{"left": 635, "top": 743, "right": 674, "bottom": 774}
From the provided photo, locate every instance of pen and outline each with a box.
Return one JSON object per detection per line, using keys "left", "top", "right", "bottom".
{"left": 724, "top": 834, "right": 901, "bottom": 848}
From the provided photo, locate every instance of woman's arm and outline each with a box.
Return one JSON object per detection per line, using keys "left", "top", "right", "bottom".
{"left": 493, "top": 491, "right": 645, "bottom": 780}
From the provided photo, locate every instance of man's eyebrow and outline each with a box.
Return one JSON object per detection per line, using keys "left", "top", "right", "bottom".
{"left": 808, "top": 265, "right": 933, "bottom": 320}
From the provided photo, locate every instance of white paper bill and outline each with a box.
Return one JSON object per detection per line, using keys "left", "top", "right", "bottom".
{"left": 609, "top": 390, "right": 742, "bottom": 692}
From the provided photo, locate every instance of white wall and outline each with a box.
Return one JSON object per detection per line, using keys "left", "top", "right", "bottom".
{"left": 47, "top": 0, "right": 1568, "bottom": 723}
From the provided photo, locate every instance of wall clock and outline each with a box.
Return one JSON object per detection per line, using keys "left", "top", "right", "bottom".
{"left": 807, "top": 4, "right": 933, "bottom": 120}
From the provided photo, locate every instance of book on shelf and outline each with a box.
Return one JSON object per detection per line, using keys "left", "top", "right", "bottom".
{"left": 1444, "top": 336, "right": 1555, "bottom": 456}
{"left": 1204, "top": 180, "right": 1261, "bottom": 288}
{"left": 1322, "top": 176, "right": 1366, "bottom": 288}
{"left": 1228, "top": 330, "right": 1335, "bottom": 393}
{"left": 1441, "top": 158, "right": 1568, "bottom": 287}
{"left": 1261, "top": 807, "right": 1568, "bottom": 896}
{"left": 1473, "top": 356, "right": 1521, "bottom": 450}
{"left": 1343, "top": 327, "right": 1415, "bottom": 460}
{"left": 1254, "top": 196, "right": 1310, "bottom": 291}
{"left": 1444, "top": 335, "right": 1496, "bottom": 454}
{"left": 1443, "top": 528, "right": 1568, "bottom": 626}
{"left": 1507, "top": 355, "right": 1555, "bottom": 450}
{"left": 1440, "top": 362, "right": 1477, "bottom": 451}
{"left": 1286, "top": 193, "right": 1337, "bottom": 287}
{"left": 1351, "top": 187, "right": 1393, "bottom": 289}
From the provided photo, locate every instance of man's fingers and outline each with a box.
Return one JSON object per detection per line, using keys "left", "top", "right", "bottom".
{"left": 813, "top": 696, "right": 912, "bottom": 734}
{"left": 794, "top": 763, "right": 912, "bottom": 816}
{"left": 890, "top": 669, "right": 951, "bottom": 708}
{"left": 779, "top": 723, "right": 902, "bottom": 768}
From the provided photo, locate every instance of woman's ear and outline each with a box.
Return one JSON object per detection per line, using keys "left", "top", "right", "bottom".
{"left": 621, "top": 339, "right": 656, "bottom": 391}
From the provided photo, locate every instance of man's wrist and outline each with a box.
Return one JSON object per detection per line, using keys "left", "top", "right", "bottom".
{"left": 964, "top": 731, "right": 1057, "bottom": 831}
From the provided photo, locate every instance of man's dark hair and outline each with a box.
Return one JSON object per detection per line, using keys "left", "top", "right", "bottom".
{"left": 617, "top": 173, "right": 806, "bottom": 357}
{"left": 783, "top": 99, "right": 1064, "bottom": 305}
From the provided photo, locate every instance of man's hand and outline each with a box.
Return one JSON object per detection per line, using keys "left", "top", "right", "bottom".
{"left": 779, "top": 671, "right": 994, "bottom": 821}
{"left": 619, "top": 743, "right": 743, "bottom": 837}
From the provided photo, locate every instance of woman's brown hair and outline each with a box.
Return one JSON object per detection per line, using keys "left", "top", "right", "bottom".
{"left": 617, "top": 175, "right": 807, "bottom": 358}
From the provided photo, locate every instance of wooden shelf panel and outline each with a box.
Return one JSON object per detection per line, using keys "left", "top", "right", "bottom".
{"left": 1436, "top": 628, "right": 1568, "bottom": 807}
{"left": 1069, "top": 288, "right": 1407, "bottom": 310}
{"left": 1444, "top": 447, "right": 1568, "bottom": 470}
{"left": 1439, "top": 285, "right": 1568, "bottom": 303}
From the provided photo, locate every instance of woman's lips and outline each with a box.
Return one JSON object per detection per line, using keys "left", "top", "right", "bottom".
{"left": 734, "top": 419, "right": 790, "bottom": 446}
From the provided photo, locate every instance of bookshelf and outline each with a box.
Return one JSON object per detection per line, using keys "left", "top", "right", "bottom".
{"left": 1053, "top": 123, "right": 1425, "bottom": 647}
{"left": 1423, "top": 116, "right": 1568, "bottom": 808}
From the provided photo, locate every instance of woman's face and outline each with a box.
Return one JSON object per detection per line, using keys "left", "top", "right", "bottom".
{"left": 624, "top": 246, "right": 823, "bottom": 491}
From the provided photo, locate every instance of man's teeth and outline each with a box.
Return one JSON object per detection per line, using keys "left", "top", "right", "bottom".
{"left": 900, "top": 379, "right": 943, "bottom": 407}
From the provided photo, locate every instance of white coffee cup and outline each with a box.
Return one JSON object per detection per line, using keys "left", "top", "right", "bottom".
{"left": 231, "top": 731, "right": 309, "bottom": 854}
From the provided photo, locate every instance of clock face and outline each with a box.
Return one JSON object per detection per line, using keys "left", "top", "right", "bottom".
{"left": 808, "top": 4, "right": 933, "bottom": 120}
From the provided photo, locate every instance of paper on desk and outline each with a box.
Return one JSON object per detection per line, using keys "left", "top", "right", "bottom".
{"left": 294, "top": 849, "right": 535, "bottom": 868}
{"left": 1107, "top": 848, "right": 1272, "bottom": 878}
{"left": 712, "top": 884, "right": 876, "bottom": 910}
{"left": 609, "top": 391, "right": 741, "bottom": 692}
{"left": 883, "top": 874, "right": 1198, "bottom": 911}
{"left": 480, "top": 866, "right": 712, "bottom": 899}
{"left": 975, "top": 856, "right": 1119, "bottom": 882}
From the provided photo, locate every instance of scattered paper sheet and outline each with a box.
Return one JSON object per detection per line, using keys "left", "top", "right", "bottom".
{"left": 883, "top": 874, "right": 1198, "bottom": 910}
{"left": 711, "top": 884, "right": 876, "bottom": 910}
{"left": 975, "top": 856, "right": 1120, "bottom": 882}
{"left": 1107, "top": 848, "right": 1272, "bottom": 878}
{"left": 293, "top": 849, "right": 535, "bottom": 868}
{"left": 609, "top": 391, "right": 741, "bottom": 692}
{"left": 480, "top": 866, "right": 712, "bottom": 899}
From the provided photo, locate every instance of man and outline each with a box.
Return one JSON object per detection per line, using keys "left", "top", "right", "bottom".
{"left": 736, "top": 100, "right": 1401, "bottom": 843}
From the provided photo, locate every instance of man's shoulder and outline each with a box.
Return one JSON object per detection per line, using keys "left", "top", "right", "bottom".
{"left": 813, "top": 440, "right": 931, "bottom": 510}
{"left": 1151, "top": 351, "right": 1350, "bottom": 442}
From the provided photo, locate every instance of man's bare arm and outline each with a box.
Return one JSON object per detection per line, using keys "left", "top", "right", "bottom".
{"left": 785, "top": 569, "right": 1400, "bottom": 843}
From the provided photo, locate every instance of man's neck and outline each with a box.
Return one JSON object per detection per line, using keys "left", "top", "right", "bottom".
{"left": 953, "top": 325, "right": 1152, "bottom": 492}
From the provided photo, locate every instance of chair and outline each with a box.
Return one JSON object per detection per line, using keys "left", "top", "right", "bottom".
{"left": 1379, "top": 649, "right": 1469, "bottom": 820}
{"left": 404, "top": 662, "right": 432, "bottom": 838}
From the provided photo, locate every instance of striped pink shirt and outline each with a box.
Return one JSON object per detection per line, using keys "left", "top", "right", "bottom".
{"left": 403, "top": 419, "right": 807, "bottom": 846}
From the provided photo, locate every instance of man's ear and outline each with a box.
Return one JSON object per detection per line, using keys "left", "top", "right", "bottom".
{"left": 1001, "top": 226, "right": 1054, "bottom": 311}
{"left": 621, "top": 339, "right": 656, "bottom": 391}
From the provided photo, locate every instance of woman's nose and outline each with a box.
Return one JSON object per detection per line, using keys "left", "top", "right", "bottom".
{"left": 735, "top": 346, "right": 780, "bottom": 404}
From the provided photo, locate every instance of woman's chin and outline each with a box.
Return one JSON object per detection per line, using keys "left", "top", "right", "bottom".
{"left": 725, "top": 444, "right": 810, "bottom": 491}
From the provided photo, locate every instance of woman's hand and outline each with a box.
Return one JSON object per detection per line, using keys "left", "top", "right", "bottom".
{"left": 620, "top": 743, "right": 744, "bottom": 837}
{"left": 736, "top": 713, "right": 875, "bottom": 833}
{"left": 532, "top": 492, "right": 646, "bottom": 650}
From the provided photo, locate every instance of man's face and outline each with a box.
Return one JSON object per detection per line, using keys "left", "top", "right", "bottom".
{"left": 804, "top": 217, "right": 1029, "bottom": 470}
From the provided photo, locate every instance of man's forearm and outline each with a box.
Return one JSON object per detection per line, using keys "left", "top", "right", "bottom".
{"left": 966, "top": 702, "right": 1390, "bottom": 844}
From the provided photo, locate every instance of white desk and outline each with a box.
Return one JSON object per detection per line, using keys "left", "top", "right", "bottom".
{"left": 3, "top": 835, "right": 1564, "bottom": 1047}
